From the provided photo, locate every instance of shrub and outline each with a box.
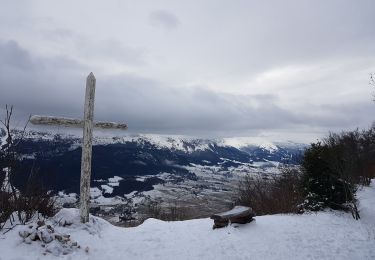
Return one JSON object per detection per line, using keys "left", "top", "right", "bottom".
{"left": 142, "top": 199, "right": 189, "bottom": 221}
{"left": 300, "top": 142, "right": 357, "bottom": 211}
{"left": 0, "top": 105, "right": 56, "bottom": 230}
{"left": 236, "top": 166, "right": 304, "bottom": 215}
{"left": 300, "top": 127, "right": 375, "bottom": 219}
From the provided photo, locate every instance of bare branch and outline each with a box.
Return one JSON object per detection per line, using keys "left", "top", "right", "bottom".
{"left": 1, "top": 107, "right": 55, "bottom": 229}
{"left": 13, "top": 115, "right": 31, "bottom": 147}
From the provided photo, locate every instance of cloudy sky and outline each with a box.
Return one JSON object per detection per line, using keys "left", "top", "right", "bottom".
{"left": 0, "top": 0, "right": 374, "bottom": 142}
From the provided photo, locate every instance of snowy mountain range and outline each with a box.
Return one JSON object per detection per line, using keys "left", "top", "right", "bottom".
{"left": 6, "top": 130, "right": 306, "bottom": 194}
{"left": 3, "top": 130, "right": 307, "bottom": 220}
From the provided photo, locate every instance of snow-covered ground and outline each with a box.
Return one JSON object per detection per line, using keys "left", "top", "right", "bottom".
{"left": 1, "top": 181, "right": 375, "bottom": 260}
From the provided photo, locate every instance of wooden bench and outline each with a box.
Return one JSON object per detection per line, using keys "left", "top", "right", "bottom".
{"left": 210, "top": 206, "right": 255, "bottom": 229}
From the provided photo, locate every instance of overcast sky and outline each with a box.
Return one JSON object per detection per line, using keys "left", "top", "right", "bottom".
{"left": 0, "top": 0, "right": 374, "bottom": 142}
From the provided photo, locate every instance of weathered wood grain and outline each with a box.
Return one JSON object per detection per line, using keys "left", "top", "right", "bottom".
{"left": 80, "top": 72, "right": 96, "bottom": 223}
{"left": 30, "top": 116, "right": 128, "bottom": 130}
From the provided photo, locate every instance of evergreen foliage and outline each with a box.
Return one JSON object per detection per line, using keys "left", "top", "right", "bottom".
{"left": 301, "top": 127, "right": 375, "bottom": 218}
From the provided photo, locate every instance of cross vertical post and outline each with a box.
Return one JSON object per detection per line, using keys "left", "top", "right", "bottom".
{"left": 80, "top": 72, "right": 96, "bottom": 223}
{"left": 30, "top": 72, "right": 128, "bottom": 224}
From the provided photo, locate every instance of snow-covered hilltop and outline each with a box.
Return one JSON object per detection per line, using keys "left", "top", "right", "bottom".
{"left": 102, "top": 134, "right": 306, "bottom": 154}
{"left": 220, "top": 136, "right": 279, "bottom": 152}
{"left": 1, "top": 180, "right": 374, "bottom": 259}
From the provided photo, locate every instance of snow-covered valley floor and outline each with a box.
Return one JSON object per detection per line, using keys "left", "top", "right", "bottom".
{"left": 1, "top": 181, "right": 375, "bottom": 260}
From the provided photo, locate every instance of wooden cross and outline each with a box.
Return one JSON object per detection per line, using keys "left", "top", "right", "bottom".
{"left": 30, "top": 72, "right": 128, "bottom": 223}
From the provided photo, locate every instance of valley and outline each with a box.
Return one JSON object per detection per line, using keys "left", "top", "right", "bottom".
{"left": 4, "top": 130, "right": 306, "bottom": 225}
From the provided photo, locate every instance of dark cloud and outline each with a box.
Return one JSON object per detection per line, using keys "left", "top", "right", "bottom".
{"left": 0, "top": 0, "right": 374, "bottom": 141}
{"left": 0, "top": 40, "right": 87, "bottom": 119}
{"left": 149, "top": 10, "right": 180, "bottom": 29}
{"left": 0, "top": 40, "right": 372, "bottom": 139}
{"left": 95, "top": 75, "right": 296, "bottom": 135}
{"left": 0, "top": 40, "right": 34, "bottom": 69}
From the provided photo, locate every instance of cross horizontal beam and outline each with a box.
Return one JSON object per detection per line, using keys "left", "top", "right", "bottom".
{"left": 30, "top": 115, "right": 128, "bottom": 130}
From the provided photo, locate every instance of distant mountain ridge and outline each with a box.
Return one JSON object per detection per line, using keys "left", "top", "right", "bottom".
{"left": 12, "top": 130, "right": 307, "bottom": 153}
{"left": 4, "top": 130, "right": 308, "bottom": 197}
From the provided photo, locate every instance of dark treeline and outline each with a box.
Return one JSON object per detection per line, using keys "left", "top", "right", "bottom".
{"left": 301, "top": 126, "right": 375, "bottom": 218}
{"left": 237, "top": 126, "right": 375, "bottom": 219}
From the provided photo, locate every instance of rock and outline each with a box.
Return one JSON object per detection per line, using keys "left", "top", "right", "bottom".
{"left": 211, "top": 206, "right": 255, "bottom": 229}
{"left": 37, "top": 220, "right": 45, "bottom": 227}
{"left": 19, "top": 230, "right": 30, "bottom": 239}
{"left": 18, "top": 217, "right": 80, "bottom": 256}
{"left": 39, "top": 229, "right": 53, "bottom": 243}
{"left": 45, "top": 241, "right": 64, "bottom": 256}
{"left": 29, "top": 232, "right": 38, "bottom": 241}
{"left": 46, "top": 225, "right": 54, "bottom": 232}
{"left": 54, "top": 234, "right": 62, "bottom": 241}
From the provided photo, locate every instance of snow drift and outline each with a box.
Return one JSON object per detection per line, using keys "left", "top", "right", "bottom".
{"left": 1, "top": 181, "right": 375, "bottom": 260}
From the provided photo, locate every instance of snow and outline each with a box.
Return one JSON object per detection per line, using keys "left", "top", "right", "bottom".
{"left": 107, "top": 182, "right": 119, "bottom": 187}
{"left": 91, "top": 132, "right": 302, "bottom": 153}
{"left": 92, "top": 177, "right": 123, "bottom": 195}
{"left": 92, "top": 195, "right": 124, "bottom": 205}
{"left": 214, "top": 205, "right": 251, "bottom": 217}
{"left": 90, "top": 187, "right": 102, "bottom": 198}
{"left": 124, "top": 191, "right": 137, "bottom": 198}
{"left": 14, "top": 130, "right": 309, "bottom": 157}
{"left": 107, "top": 176, "right": 123, "bottom": 187}
{"left": 132, "top": 134, "right": 211, "bottom": 153}
{"left": 135, "top": 176, "right": 147, "bottom": 182}
{"left": 108, "top": 176, "right": 123, "bottom": 183}
{"left": 0, "top": 130, "right": 7, "bottom": 147}
{"left": 1, "top": 181, "right": 375, "bottom": 259}
{"left": 252, "top": 160, "right": 280, "bottom": 168}
{"left": 91, "top": 134, "right": 212, "bottom": 153}
{"left": 57, "top": 192, "right": 77, "bottom": 205}
{"left": 100, "top": 185, "right": 113, "bottom": 194}
{"left": 220, "top": 137, "right": 279, "bottom": 152}
{"left": 1, "top": 168, "right": 12, "bottom": 192}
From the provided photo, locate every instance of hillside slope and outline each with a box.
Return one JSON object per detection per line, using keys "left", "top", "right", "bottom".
{"left": 1, "top": 180, "right": 374, "bottom": 260}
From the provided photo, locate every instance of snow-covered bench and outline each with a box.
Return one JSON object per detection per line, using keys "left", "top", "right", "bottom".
{"left": 210, "top": 206, "right": 255, "bottom": 229}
